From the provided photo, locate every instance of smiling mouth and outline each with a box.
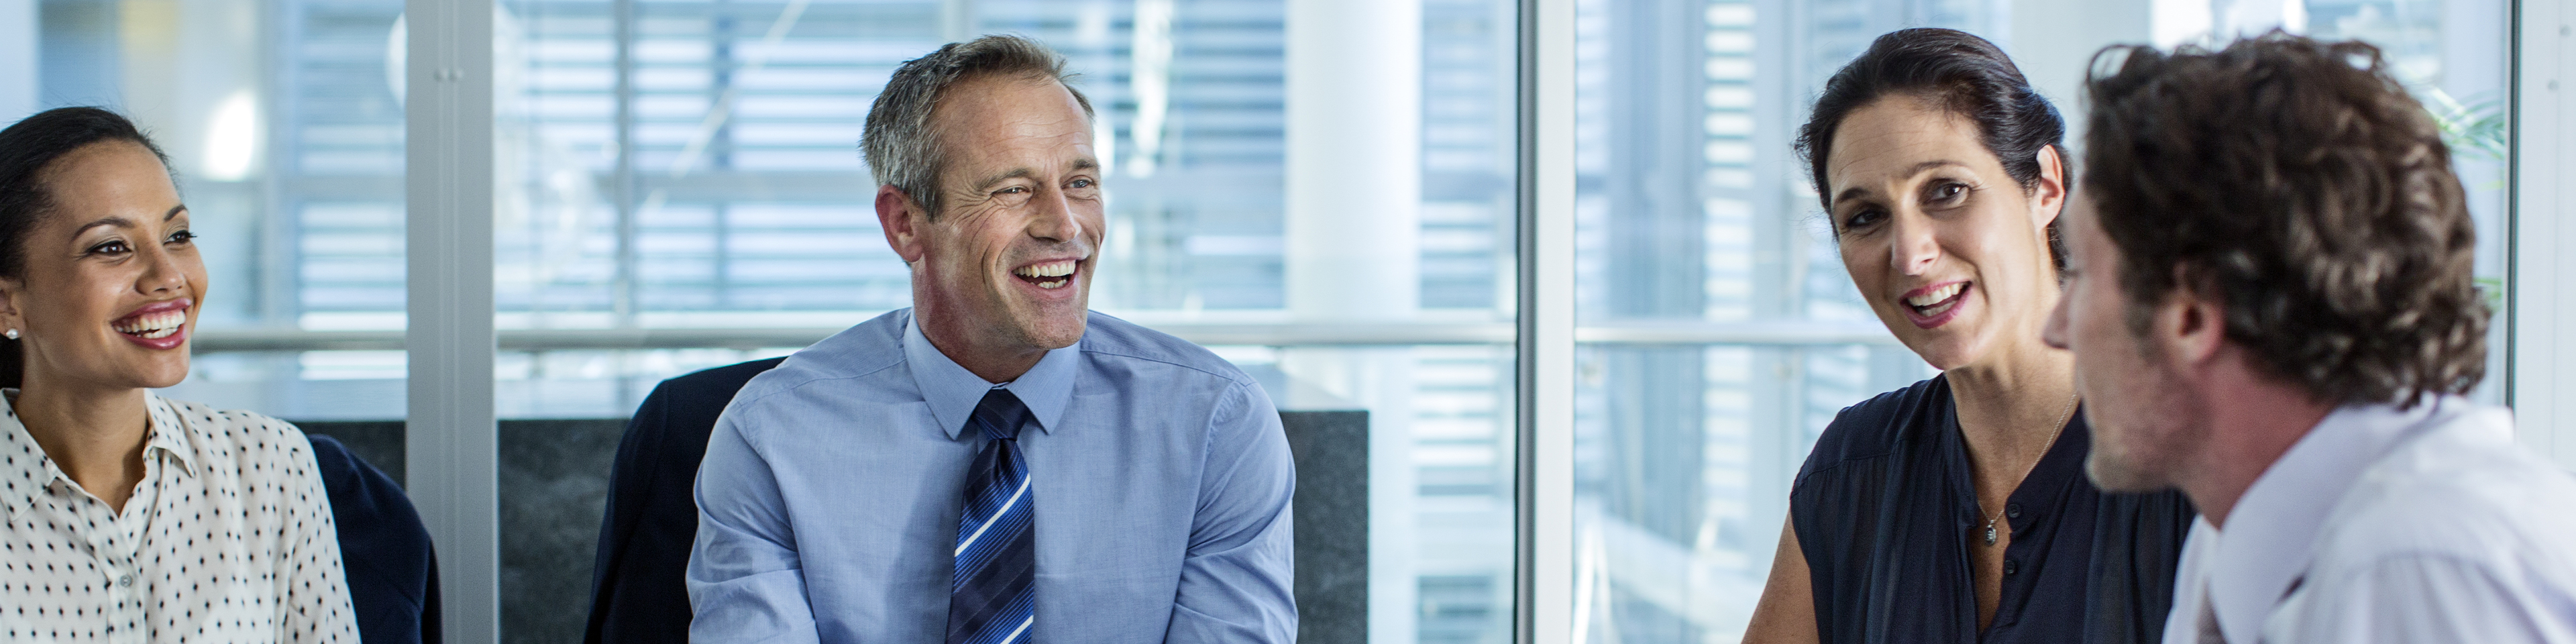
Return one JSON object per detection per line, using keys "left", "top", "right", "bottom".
{"left": 1013, "top": 260, "right": 1078, "bottom": 290}
{"left": 111, "top": 308, "right": 186, "bottom": 339}
{"left": 1904, "top": 282, "right": 1968, "bottom": 319}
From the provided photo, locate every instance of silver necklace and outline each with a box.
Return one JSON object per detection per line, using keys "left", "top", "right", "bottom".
{"left": 1981, "top": 394, "right": 2078, "bottom": 547}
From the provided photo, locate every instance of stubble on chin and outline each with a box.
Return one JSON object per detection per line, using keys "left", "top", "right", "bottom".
{"left": 2085, "top": 438, "right": 2167, "bottom": 492}
{"left": 2080, "top": 387, "right": 2202, "bottom": 494}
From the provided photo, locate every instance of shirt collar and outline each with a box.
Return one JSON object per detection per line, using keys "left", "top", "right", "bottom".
{"left": 142, "top": 394, "right": 199, "bottom": 479}
{"left": 902, "top": 311, "right": 1081, "bottom": 441}
{"left": 2206, "top": 396, "right": 2463, "bottom": 644}
{"left": 0, "top": 392, "right": 202, "bottom": 519}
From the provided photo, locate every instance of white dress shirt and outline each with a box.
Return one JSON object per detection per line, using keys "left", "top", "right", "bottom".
{"left": 0, "top": 392, "right": 358, "bottom": 643}
{"left": 2162, "top": 396, "right": 2576, "bottom": 644}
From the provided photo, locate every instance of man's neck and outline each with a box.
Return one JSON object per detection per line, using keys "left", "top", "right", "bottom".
{"left": 2176, "top": 356, "right": 2336, "bottom": 529}
{"left": 915, "top": 312, "right": 1045, "bottom": 384}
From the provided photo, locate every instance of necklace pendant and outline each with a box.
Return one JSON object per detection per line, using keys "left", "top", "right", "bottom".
{"left": 1983, "top": 523, "right": 1998, "bottom": 546}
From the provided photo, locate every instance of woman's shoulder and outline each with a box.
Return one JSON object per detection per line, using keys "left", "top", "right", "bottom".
{"left": 1795, "top": 374, "right": 1953, "bottom": 484}
{"left": 151, "top": 394, "right": 319, "bottom": 467}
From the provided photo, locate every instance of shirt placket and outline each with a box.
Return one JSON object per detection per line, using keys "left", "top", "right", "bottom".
{"left": 85, "top": 456, "right": 157, "bottom": 644}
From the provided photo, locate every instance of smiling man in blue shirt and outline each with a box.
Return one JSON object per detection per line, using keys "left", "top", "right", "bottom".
{"left": 685, "top": 36, "right": 1296, "bottom": 644}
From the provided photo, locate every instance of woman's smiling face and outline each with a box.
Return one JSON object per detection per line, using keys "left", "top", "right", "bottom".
{"left": 1823, "top": 94, "right": 2063, "bottom": 370}
{"left": 0, "top": 141, "right": 205, "bottom": 392}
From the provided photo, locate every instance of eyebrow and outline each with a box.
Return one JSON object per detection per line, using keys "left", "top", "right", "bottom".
{"left": 66, "top": 205, "right": 188, "bottom": 239}
{"left": 967, "top": 169, "right": 1034, "bottom": 193}
{"left": 1830, "top": 160, "right": 1970, "bottom": 207}
{"left": 965, "top": 159, "right": 1103, "bottom": 193}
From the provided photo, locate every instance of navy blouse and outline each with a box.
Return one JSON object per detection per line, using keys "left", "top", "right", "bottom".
{"left": 1790, "top": 374, "right": 2194, "bottom": 644}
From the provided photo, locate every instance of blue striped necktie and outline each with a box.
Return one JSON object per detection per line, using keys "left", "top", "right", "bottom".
{"left": 949, "top": 388, "right": 1037, "bottom": 644}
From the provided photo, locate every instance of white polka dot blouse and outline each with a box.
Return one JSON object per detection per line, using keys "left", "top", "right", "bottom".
{"left": 0, "top": 392, "right": 358, "bottom": 643}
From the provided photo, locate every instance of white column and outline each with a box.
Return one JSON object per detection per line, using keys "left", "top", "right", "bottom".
{"left": 406, "top": 0, "right": 500, "bottom": 638}
{"left": 0, "top": 0, "right": 33, "bottom": 121}
{"left": 1286, "top": 0, "right": 1421, "bottom": 321}
{"left": 1284, "top": 1, "right": 1422, "bottom": 642}
{"left": 2513, "top": 0, "right": 2575, "bottom": 470}
{"left": 1521, "top": 0, "right": 1576, "bottom": 641}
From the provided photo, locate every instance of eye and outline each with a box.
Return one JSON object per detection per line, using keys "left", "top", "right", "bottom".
{"left": 1069, "top": 178, "right": 1095, "bottom": 189}
{"left": 1925, "top": 181, "right": 1970, "bottom": 205}
{"left": 996, "top": 186, "right": 1030, "bottom": 196}
{"left": 87, "top": 239, "right": 132, "bottom": 256}
{"left": 1839, "top": 208, "right": 1885, "bottom": 233}
{"left": 166, "top": 230, "right": 195, "bottom": 245}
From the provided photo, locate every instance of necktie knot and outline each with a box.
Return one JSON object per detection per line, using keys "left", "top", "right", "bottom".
{"left": 971, "top": 388, "right": 1034, "bottom": 441}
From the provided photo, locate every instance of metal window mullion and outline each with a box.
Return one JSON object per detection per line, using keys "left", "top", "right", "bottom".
{"left": 1515, "top": 0, "right": 1576, "bottom": 641}
{"left": 405, "top": 0, "right": 500, "bottom": 639}
{"left": 613, "top": 0, "right": 640, "bottom": 327}
{"left": 2510, "top": 0, "right": 2573, "bottom": 468}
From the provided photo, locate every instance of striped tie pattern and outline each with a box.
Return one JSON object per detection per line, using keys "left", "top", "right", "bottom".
{"left": 948, "top": 388, "right": 1037, "bottom": 644}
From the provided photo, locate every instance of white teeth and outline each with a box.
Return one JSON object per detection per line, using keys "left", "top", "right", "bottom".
{"left": 1014, "top": 260, "right": 1077, "bottom": 278}
{"left": 111, "top": 310, "right": 186, "bottom": 335}
{"left": 1035, "top": 279, "right": 1067, "bottom": 289}
{"left": 1907, "top": 283, "right": 1964, "bottom": 307}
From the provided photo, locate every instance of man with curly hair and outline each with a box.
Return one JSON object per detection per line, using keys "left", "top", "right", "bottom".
{"left": 2044, "top": 33, "right": 2576, "bottom": 643}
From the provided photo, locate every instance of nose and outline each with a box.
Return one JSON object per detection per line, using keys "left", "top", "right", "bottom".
{"left": 2042, "top": 290, "right": 2072, "bottom": 350}
{"left": 1026, "top": 185, "right": 1084, "bottom": 244}
{"left": 1888, "top": 211, "right": 1939, "bottom": 276}
{"left": 135, "top": 241, "right": 189, "bottom": 295}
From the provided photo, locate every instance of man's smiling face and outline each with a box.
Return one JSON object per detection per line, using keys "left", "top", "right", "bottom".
{"left": 890, "top": 74, "right": 1104, "bottom": 368}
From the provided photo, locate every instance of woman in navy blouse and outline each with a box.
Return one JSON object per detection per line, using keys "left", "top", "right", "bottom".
{"left": 1739, "top": 29, "right": 2194, "bottom": 644}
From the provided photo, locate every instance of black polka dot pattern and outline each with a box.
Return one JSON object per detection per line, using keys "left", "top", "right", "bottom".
{"left": 0, "top": 392, "right": 357, "bottom": 643}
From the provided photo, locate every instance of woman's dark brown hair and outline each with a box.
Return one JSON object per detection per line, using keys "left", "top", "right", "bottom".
{"left": 1794, "top": 27, "right": 2070, "bottom": 267}
{"left": 2082, "top": 32, "right": 2485, "bottom": 407}
{"left": 0, "top": 107, "right": 177, "bottom": 389}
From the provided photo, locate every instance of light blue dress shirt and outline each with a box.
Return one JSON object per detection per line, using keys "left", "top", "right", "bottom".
{"left": 687, "top": 309, "right": 1297, "bottom": 643}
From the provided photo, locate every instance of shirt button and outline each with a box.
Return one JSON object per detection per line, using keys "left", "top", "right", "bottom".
{"left": 117, "top": 574, "right": 133, "bottom": 587}
{"left": 2003, "top": 559, "right": 2020, "bottom": 576}
{"left": 2004, "top": 502, "right": 2023, "bottom": 519}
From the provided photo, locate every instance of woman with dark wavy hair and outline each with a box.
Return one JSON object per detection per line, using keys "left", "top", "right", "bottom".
{"left": 0, "top": 107, "right": 357, "bottom": 642}
{"left": 1739, "top": 28, "right": 2193, "bottom": 644}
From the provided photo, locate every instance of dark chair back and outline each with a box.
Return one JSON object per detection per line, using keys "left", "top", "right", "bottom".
{"left": 584, "top": 357, "right": 786, "bottom": 644}
{"left": 309, "top": 433, "right": 441, "bottom": 644}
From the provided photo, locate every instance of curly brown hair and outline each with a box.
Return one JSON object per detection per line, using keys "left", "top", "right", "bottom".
{"left": 2080, "top": 32, "right": 2486, "bottom": 407}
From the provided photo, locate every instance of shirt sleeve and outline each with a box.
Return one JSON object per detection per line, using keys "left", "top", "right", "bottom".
{"left": 688, "top": 405, "right": 823, "bottom": 643}
{"left": 276, "top": 425, "right": 362, "bottom": 644}
{"left": 1163, "top": 380, "right": 1298, "bottom": 644}
{"left": 2284, "top": 552, "right": 2576, "bottom": 643}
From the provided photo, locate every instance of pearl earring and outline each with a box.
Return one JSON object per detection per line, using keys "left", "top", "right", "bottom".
{"left": 4, "top": 329, "right": 16, "bottom": 340}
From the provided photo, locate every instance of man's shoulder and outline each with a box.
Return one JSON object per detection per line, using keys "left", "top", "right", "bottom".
{"left": 1075, "top": 311, "right": 1260, "bottom": 391}
{"left": 729, "top": 310, "right": 914, "bottom": 410}
{"left": 2313, "top": 404, "right": 2576, "bottom": 580}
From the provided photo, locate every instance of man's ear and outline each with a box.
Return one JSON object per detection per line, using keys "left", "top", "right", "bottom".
{"left": 877, "top": 184, "right": 928, "bottom": 265}
{"left": 2031, "top": 144, "right": 2068, "bottom": 229}
{"left": 2155, "top": 265, "right": 2227, "bottom": 366}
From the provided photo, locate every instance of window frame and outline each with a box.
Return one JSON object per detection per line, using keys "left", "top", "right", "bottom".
{"left": 2510, "top": 0, "right": 2570, "bottom": 470}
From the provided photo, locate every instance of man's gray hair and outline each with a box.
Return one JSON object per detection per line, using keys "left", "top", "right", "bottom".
{"left": 863, "top": 35, "right": 1094, "bottom": 219}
